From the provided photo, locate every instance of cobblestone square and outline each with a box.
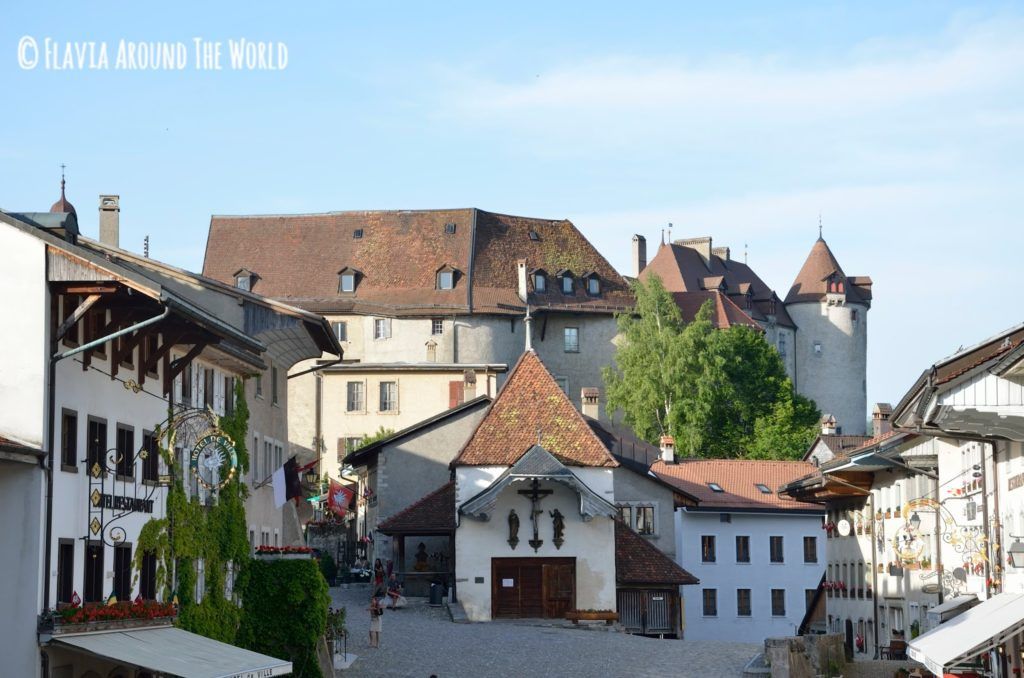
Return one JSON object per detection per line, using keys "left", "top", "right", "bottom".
{"left": 332, "top": 586, "right": 760, "bottom": 678}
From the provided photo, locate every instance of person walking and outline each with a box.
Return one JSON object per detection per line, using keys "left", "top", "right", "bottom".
{"left": 367, "top": 596, "right": 383, "bottom": 648}
{"left": 372, "top": 558, "right": 386, "bottom": 597}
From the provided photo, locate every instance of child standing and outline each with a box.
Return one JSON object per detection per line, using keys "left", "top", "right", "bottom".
{"left": 367, "top": 596, "right": 383, "bottom": 648}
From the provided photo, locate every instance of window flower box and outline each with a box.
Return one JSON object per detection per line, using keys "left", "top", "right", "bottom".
{"left": 565, "top": 609, "right": 618, "bottom": 625}
{"left": 255, "top": 545, "right": 314, "bottom": 560}
{"left": 41, "top": 601, "right": 177, "bottom": 636}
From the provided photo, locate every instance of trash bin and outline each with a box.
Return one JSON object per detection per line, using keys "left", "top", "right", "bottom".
{"left": 429, "top": 582, "right": 443, "bottom": 607}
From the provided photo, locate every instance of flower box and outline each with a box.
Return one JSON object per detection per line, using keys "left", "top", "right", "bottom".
{"left": 41, "top": 601, "right": 177, "bottom": 636}
{"left": 565, "top": 609, "right": 618, "bottom": 625}
{"left": 255, "top": 546, "right": 314, "bottom": 560}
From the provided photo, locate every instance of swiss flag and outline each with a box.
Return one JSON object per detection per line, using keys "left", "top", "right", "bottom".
{"left": 327, "top": 479, "right": 354, "bottom": 518}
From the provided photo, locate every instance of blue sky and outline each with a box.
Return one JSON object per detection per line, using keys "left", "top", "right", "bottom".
{"left": 3, "top": 2, "right": 1023, "bottom": 421}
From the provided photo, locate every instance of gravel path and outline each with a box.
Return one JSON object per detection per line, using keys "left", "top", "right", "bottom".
{"left": 331, "top": 585, "right": 760, "bottom": 678}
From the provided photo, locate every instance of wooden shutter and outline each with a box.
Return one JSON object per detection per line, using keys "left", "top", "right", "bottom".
{"left": 449, "top": 381, "right": 465, "bottom": 408}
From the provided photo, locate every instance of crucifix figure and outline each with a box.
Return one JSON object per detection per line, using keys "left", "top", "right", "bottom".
{"left": 517, "top": 478, "right": 552, "bottom": 553}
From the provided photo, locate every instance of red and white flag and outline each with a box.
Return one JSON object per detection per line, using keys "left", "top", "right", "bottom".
{"left": 327, "top": 479, "right": 354, "bottom": 518}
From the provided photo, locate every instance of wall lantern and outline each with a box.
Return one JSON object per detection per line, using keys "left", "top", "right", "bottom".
{"left": 910, "top": 512, "right": 922, "bottom": 532}
{"left": 303, "top": 467, "right": 320, "bottom": 487}
{"left": 1008, "top": 538, "right": 1024, "bottom": 569}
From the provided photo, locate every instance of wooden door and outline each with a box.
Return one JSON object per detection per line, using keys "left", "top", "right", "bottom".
{"left": 542, "top": 563, "right": 575, "bottom": 618}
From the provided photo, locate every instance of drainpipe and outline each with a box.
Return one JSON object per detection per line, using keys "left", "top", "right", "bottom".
{"left": 43, "top": 304, "right": 170, "bottom": 611}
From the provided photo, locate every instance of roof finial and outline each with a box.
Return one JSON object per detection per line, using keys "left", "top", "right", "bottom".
{"left": 744, "top": 242, "right": 748, "bottom": 265}
{"left": 660, "top": 229, "right": 665, "bottom": 246}
{"left": 523, "top": 305, "right": 533, "bottom": 352}
{"left": 668, "top": 222, "right": 673, "bottom": 244}
{"left": 818, "top": 212, "right": 823, "bottom": 240}
{"left": 60, "top": 163, "right": 66, "bottom": 194}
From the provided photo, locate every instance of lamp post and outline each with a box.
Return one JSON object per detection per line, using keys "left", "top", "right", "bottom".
{"left": 1008, "top": 537, "right": 1024, "bottom": 569}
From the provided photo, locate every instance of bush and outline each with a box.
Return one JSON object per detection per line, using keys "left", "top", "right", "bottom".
{"left": 237, "top": 559, "right": 329, "bottom": 678}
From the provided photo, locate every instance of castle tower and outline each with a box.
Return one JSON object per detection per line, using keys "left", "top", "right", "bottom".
{"left": 785, "top": 236, "right": 871, "bottom": 435}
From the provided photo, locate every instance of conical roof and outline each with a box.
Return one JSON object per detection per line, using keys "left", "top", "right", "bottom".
{"left": 49, "top": 178, "right": 77, "bottom": 217}
{"left": 785, "top": 237, "right": 865, "bottom": 304}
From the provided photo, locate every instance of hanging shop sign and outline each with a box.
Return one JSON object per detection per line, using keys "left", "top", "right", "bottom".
{"left": 90, "top": 490, "right": 154, "bottom": 513}
{"left": 190, "top": 433, "right": 238, "bottom": 490}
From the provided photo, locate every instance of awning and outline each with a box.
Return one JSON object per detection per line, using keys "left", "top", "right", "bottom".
{"left": 50, "top": 626, "right": 291, "bottom": 677}
{"left": 909, "top": 592, "right": 1024, "bottom": 675}
{"left": 926, "top": 594, "right": 978, "bottom": 624}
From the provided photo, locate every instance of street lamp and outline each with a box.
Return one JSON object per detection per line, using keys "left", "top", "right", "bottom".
{"left": 1008, "top": 538, "right": 1024, "bottom": 569}
{"left": 304, "top": 466, "right": 320, "bottom": 487}
{"left": 910, "top": 512, "right": 922, "bottom": 532}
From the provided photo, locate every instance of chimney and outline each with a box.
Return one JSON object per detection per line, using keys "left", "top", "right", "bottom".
{"left": 872, "top": 403, "right": 893, "bottom": 438}
{"left": 99, "top": 195, "right": 120, "bottom": 248}
{"left": 464, "top": 370, "right": 477, "bottom": 401}
{"left": 659, "top": 435, "right": 676, "bottom": 463}
{"left": 821, "top": 414, "right": 838, "bottom": 436}
{"left": 676, "top": 236, "right": 712, "bottom": 268}
{"left": 516, "top": 259, "right": 528, "bottom": 302}
{"left": 581, "top": 387, "right": 600, "bottom": 419}
{"left": 631, "top": 235, "right": 647, "bottom": 277}
{"left": 711, "top": 246, "right": 730, "bottom": 261}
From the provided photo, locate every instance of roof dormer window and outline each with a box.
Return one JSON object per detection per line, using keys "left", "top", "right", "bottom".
{"left": 583, "top": 273, "right": 601, "bottom": 296}
{"left": 756, "top": 483, "right": 772, "bottom": 494}
{"left": 338, "top": 267, "right": 360, "bottom": 294}
{"left": 531, "top": 268, "right": 548, "bottom": 294}
{"left": 557, "top": 270, "right": 575, "bottom": 295}
{"left": 708, "top": 482, "right": 724, "bottom": 493}
{"left": 353, "top": 229, "right": 364, "bottom": 239}
{"left": 233, "top": 268, "right": 258, "bottom": 291}
{"left": 436, "top": 265, "right": 458, "bottom": 290}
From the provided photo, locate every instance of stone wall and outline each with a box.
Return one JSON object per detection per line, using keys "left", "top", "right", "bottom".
{"left": 764, "top": 634, "right": 845, "bottom": 678}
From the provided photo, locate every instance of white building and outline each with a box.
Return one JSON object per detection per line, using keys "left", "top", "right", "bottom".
{"left": 651, "top": 459, "right": 825, "bottom": 643}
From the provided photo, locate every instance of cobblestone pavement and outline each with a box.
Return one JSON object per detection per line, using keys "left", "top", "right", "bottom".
{"left": 331, "top": 585, "right": 760, "bottom": 678}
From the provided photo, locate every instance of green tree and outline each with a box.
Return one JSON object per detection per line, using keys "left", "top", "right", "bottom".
{"left": 604, "top": 275, "right": 820, "bottom": 459}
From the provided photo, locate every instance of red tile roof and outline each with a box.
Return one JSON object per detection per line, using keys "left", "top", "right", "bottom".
{"left": 650, "top": 459, "right": 822, "bottom": 511}
{"left": 671, "top": 291, "right": 762, "bottom": 331}
{"left": 202, "top": 209, "right": 632, "bottom": 316}
{"left": 453, "top": 351, "right": 618, "bottom": 467}
{"left": 785, "top": 237, "right": 871, "bottom": 306}
{"left": 615, "top": 521, "right": 698, "bottom": 585}
{"left": 0, "top": 435, "right": 41, "bottom": 454}
{"left": 641, "top": 242, "right": 795, "bottom": 327}
{"left": 377, "top": 482, "right": 455, "bottom": 534}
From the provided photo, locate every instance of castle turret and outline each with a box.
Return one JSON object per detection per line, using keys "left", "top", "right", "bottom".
{"left": 785, "top": 235, "right": 870, "bottom": 435}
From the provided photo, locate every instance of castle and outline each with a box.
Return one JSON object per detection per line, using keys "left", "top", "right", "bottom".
{"left": 635, "top": 233, "right": 870, "bottom": 435}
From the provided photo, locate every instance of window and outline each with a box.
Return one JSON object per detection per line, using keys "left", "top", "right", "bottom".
{"left": 814, "top": 341, "right": 822, "bottom": 354}
{"left": 203, "top": 367, "right": 215, "bottom": 410}
{"left": 140, "top": 551, "right": 157, "bottom": 600}
{"left": 57, "top": 540, "right": 74, "bottom": 604}
{"left": 346, "top": 381, "right": 365, "bottom": 412}
{"left": 618, "top": 505, "right": 633, "bottom": 527}
{"left": 84, "top": 307, "right": 108, "bottom": 359}
{"left": 88, "top": 418, "right": 107, "bottom": 473}
{"left": 61, "top": 410, "right": 78, "bottom": 470}
{"left": 374, "top": 318, "right": 392, "bottom": 340}
{"left": 142, "top": 431, "right": 159, "bottom": 483}
{"left": 142, "top": 333, "right": 159, "bottom": 377}
{"left": 701, "top": 535, "right": 716, "bottom": 563}
{"left": 770, "top": 536, "right": 784, "bottom": 563}
{"left": 771, "top": 589, "right": 786, "bottom": 616}
{"left": 534, "top": 273, "right": 546, "bottom": 293}
{"left": 564, "top": 327, "right": 579, "bottom": 353}
{"left": 251, "top": 436, "right": 260, "bottom": 484}
{"left": 756, "top": 483, "right": 771, "bottom": 494}
{"left": 224, "top": 377, "right": 235, "bottom": 416}
{"left": 114, "top": 543, "right": 132, "bottom": 601}
{"left": 353, "top": 229, "right": 363, "bottom": 239}
{"left": 587, "top": 277, "right": 600, "bottom": 295}
{"left": 431, "top": 318, "right": 444, "bottom": 335}
{"left": 345, "top": 437, "right": 364, "bottom": 453}
{"left": 778, "top": 334, "right": 787, "bottom": 357}
{"left": 803, "top": 536, "right": 818, "bottom": 563}
{"left": 528, "top": 230, "right": 540, "bottom": 241}
{"left": 702, "top": 589, "right": 717, "bottom": 616}
{"left": 561, "top": 275, "right": 574, "bottom": 294}
{"left": 445, "top": 222, "right": 456, "bottom": 234}
{"left": 636, "top": 506, "right": 654, "bottom": 535}
{"left": 116, "top": 425, "right": 134, "bottom": 480}
{"left": 735, "top": 535, "right": 750, "bottom": 563}
{"left": 235, "top": 274, "right": 250, "bottom": 290}
{"left": 84, "top": 541, "right": 104, "bottom": 603}
{"left": 851, "top": 309, "right": 858, "bottom": 322}
{"left": 437, "top": 269, "right": 455, "bottom": 290}
{"left": 181, "top": 362, "right": 193, "bottom": 403}
{"left": 737, "top": 589, "right": 752, "bottom": 617}
{"left": 255, "top": 373, "right": 262, "bottom": 398}
{"left": 720, "top": 513, "right": 731, "bottom": 523}
{"left": 264, "top": 441, "right": 272, "bottom": 479}
{"left": 275, "top": 444, "right": 283, "bottom": 470}
{"left": 554, "top": 376, "right": 569, "bottom": 394}
{"left": 379, "top": 381, "right": 398, "bottom": 412}
{"left": 805, "top": 589, "right": 816, "bottom": 612}
{"left": 707, "top": 482, "right": 724, "bottom": 493}
{"left": 271, "top": 366, "right": 279, "bottom": 405}
{"left": 332, "top": 321, "right": 347, "bottom": 342}
{"left": 339, "top": 273, "right": 356, "bottom": 293}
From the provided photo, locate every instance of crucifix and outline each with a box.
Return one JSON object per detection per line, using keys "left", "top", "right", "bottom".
{"left": 517, "top": 478, "right": 552, "bottom": 553}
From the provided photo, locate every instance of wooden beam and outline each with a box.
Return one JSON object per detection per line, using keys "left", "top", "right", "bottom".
{"left": 139, "top": 328, "right": 184, "bottom": 387}
{"left": 59, "top": 284, "right": 119, "bottom": 295}
{"left": 168, "top": 343, "right": 207, "bottom": 386}
{"left": 56, "top": 294, "right": 101, "bottom": 342}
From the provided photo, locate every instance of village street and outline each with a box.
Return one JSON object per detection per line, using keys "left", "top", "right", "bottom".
{"left": 332, "top": 586, "right": 760, "bottom": 678}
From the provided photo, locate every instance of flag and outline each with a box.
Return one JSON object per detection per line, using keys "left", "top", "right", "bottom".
{"left": 328, "top": 480, "right": 354, "bottom": 518}
{"left": 273, "top": 456, "right": 303, "bottom": 507}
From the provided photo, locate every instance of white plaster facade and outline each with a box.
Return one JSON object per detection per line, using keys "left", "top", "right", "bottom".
{"left": 676, "top": 509, "right": 824, "bottom": 643}
{"left": 454, "top": 465, "right": 617, "bottom": 621}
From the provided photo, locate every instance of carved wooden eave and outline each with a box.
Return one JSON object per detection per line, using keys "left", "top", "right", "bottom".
{"left": 459, "top": 445, "right": 616, "bottom": 524}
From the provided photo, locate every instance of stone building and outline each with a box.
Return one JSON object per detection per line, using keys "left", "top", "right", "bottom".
{"left": 202, "top": 209, "right": 633, "bottom": 477}
{"left": 635, "top": 232, "right": 871, "bottom": 435}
